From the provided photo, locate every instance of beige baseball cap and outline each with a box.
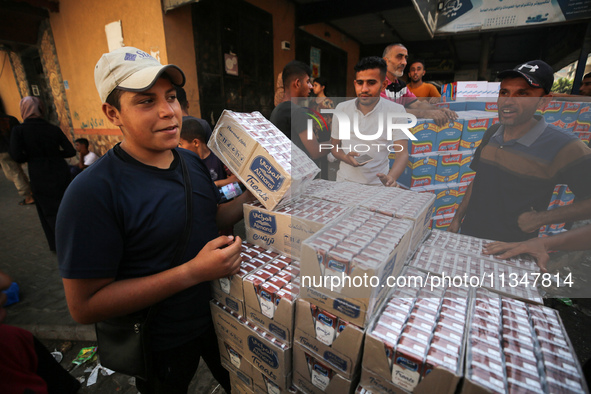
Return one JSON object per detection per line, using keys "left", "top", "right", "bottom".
{"left": 95, "top": 46, "right": 185, "bottom": 103}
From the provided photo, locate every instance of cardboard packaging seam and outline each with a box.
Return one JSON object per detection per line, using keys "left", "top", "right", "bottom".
{"left": 208, "top": 110, "right": 319, "bottom": 211}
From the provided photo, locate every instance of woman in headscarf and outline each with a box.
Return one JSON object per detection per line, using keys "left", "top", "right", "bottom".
{"left": 10, "top": 96, "right": 75, "bottom": 251}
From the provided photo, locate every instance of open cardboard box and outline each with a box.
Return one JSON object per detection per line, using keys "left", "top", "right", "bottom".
{"left": 211, "top": 300, "right": 292, "bottom": 389}
{"left": 208, "top": 110, "right": 319, "bottom": 211}
{"left": 243, "top": 199, "right": 348, "bottom": 258}
{"left": 243, "top": 274, "right": 296, "bottom": 344}
{"left": 292, "top": 342, "right": 359, "bottom": 394}
{"left": 212, "top": 284, "right": 245, "bottom": 316}
{"left": 294, "top": 298, "right": 365, "bottom": 380}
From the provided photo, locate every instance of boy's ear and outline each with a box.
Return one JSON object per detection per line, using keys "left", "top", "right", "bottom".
{"left": 193, "top": 138, "right": 201, "bottom": 147}
{"left": 102, "top": 103, "right": 123, "bottom": 127}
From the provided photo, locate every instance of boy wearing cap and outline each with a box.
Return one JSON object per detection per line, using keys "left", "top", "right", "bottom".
{"left": 449, "top": 60, "right": 591, "bottom": 242}
{"left": 56, "top": 47, "right": 252, "bottom": 393}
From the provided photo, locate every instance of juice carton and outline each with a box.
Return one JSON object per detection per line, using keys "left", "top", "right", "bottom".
{"left": 435, "top": 153, "right": 461, "bottom": 185}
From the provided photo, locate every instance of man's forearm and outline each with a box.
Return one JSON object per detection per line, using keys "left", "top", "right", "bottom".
{"left": 450, "top": 182, "right": 473, "bottom": 226}
{"left": 216, "top": 191, "right": 255, "bottom": 229}
{"left": 519, "top": 198, "right": 591, "bottom": 232}
{"left": 543, "top": 224, "right": 591, "bottom": 252}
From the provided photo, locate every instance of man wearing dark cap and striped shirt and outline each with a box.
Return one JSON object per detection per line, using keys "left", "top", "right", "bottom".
{"left": 449, "top": 60, "right": 591, "bottom": 242}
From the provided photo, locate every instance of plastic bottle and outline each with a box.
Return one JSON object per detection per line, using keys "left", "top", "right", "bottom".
{"left": 219, "top": 182, "right": 243, "bottom": 203}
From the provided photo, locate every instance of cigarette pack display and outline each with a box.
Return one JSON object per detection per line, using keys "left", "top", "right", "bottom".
{"left": 243, "top": 257, "right": 300, "bottom": 344}
{"left": 300, "top": 209, "right": 413, "bottom": 327}
{"left": 208, "top": 110, "right": 319, "bottom": 210}
{"left": 462, "top": 288, "right": 589, "bottom": 394}
{"left": 292, "top": 343, "right": 359, "bottom": 394}
{"left": 244, "top": 197, "right": 348, "bottom": 258}
{"left": 295, "top": 299, "right": 365, "bottom": 380}
{"left": 210, "top": 300, "right": 292, "bottom": 389}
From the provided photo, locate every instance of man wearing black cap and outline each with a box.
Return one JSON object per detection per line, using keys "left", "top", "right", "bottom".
{"left": 56, "top": 47, "right": 254, "bottom": 393}
{"left": 449, "top": 60, "right": 591, "bottom": 242}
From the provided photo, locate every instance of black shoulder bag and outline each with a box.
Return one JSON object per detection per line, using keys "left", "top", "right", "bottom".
{"left": 95, "top": 153, "right": 193, "bottom": 380}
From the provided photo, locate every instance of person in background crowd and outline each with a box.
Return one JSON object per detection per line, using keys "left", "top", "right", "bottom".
{"left": 270, "top": 61, "right": 330, "bottom": 170}
{"left": 310, "top": 76, "right": 335, "bottom": 179}
{"left": 0, "top": 104, "right": 34, "bottom": 205}
{"left": 274, "top": 72, "right": 284, "bottom": 107}
{"left": 69, "top": 138, "right": 99, "bottom": 178}
{"left": 175, "top": 86, "right": 213, "bottom": 140}
{"left": 330, "top": 56, "right": 409, "bottom": 186}
{"left": 10, "top": 96, "right": 75, "bottom": 251}
{"left": 407, "top": 59, "right": 441, "bottom": 103}
{"left": 448, "top": 60, "right": 591, "bottom": 242}
{"left": 56, "top": 46, "right": 255, "bottom": 393}
{"left": 580, "top": 72, "right": 591, "bottom": 97}
{"left": 381, "top": 43, "right": 456, "bottom": 126}
{"left": 0, "top": 269, "right": 81, "bottom": 393}
{"left": 179, "top": 118, "right": 238, "bottom": 188}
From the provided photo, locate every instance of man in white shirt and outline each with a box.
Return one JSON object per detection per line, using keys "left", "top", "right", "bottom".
{"left": 70, "top": 138, "right": 99, "bottom": 178}
{"left": 330, "top": 57, "right": 409, "bottom": 186}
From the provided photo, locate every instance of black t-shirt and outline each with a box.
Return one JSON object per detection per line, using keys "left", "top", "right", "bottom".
{"left": 57, "top": 146, "right": 220, "bottom": 350}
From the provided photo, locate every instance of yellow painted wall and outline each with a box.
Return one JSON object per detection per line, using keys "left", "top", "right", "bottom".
{"left": 0, "top": 50, "right": 24, "bottom": 121}
{"left": 246, "top": 0, "right": 359, "bottom": 97}
{"left": 48, "top": 0, "right": 169, "bottom": 155}
{"left": 162, "top": 7, "right": 201, "bottom": 118}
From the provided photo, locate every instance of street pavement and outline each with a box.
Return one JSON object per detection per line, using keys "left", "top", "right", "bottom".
{"left": 2, "top": 168, "right": 590, "bottom": 391}
{"left": 0, "top": 173, "right": 226, "bottom": 392}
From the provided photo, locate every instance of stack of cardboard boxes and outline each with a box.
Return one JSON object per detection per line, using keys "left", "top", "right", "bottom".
{"left": 206, "top": 110, "right": 587, "bottom": 394}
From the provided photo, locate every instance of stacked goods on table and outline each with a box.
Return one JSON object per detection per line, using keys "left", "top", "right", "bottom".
{"left": 301, "top": 179, "right": 375, "bottom": 207}
{"left": 208, "top": 110, "right": 319, "bottom": 210}
{"left": 360, "top": 267, "right": 469, "bottom": 393}
{"left": 537, "top": 100, "right": 591, "bottom": 141}
{"left": 464, "top": 288, "right": 588, "bottom": 394}
{"left": 538, "top": 184, "right": 575, "bottom": 237}
{"left": 210, "top": 240, "right": 300, "bottom": 393}
{"left": 409, "top": 231, "right": 543, "bottom": 304}
{"left": 244, "top": 197, "right": 349, "bottom": 258}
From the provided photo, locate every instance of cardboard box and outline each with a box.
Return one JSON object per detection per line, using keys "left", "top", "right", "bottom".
{"left": 455, "top": 82, "right": 489, "bottom": 100}
{"left": 398, "top": 154, "right": 438, "bottom": 188}
{"left": 292, "top": 343, "right": 359, "bottom": 394}
{"left": 435, "top": 153, "right": 461, "bottom": 185}
{"left": 212, "top": 284, "right": 245, "bottom": 316}
{"left": 432, "top": 185, "right": 458, "bottom": 217}
{"left": 457, "top": 151, "right": 475, "bottom": 184}
{"left": 300, "top": 209, "right": 413, "bottom": 327}
{"left": 407, "top": 120, "right": 438, "bottom": 155}
{"left": 243, "top": 259, "right": 299, "bottom": 344}
{"left": 436, "top": 101, "right": 466, "bottom": 112}
{"left": 211, "top": 241, "right": 276, "bottom": 303}
{"left": 294, "top": 298, "right": 365, "bottom": 379}
{"left": 359, "top": 188, "right": 435, "bottom": 254}
{"left": 430, "top": 213, "right": 455, "bottom": 231}
{"left": 211, "top": 300, "right": 292, "bottom": 389}
{"left": 244, "top": 198, "right": 348, "bottom": 258}
{"left": 459, "top": 118, "right": 488, "bottom": 151}
{"left": 464, "top": 102, "right": 498, "bottom": 112}
{"left": 301, "top": 180, "right": 374, "bottom": 207}
{"left": 436, "top": 121, "right": 463, "bottom": 152}
{"left": 208, "top": 110, "right": 319, "bottom": 210}
{"left": 538, "top": 101, "right": 563, "bottom": 124}
{"left": 560, "top": 102, "right": 582, "bottom": 124}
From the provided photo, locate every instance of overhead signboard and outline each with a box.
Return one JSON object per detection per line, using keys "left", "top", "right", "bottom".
{"left": 435, "top": 0, "right": 591, "bottom": 34}
{"left": 411, "top": 0, "right": 439, "bottom": 37}
{"left": 162, "top": 0, "right": 198, "bottom": 13}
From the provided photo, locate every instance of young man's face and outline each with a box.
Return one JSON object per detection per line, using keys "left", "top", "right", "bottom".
{"left": 108, "top": 78, "right": 182, "bottom": 155}
{"left": 354, "top": 68, "right": 387, "bottom": 108}
{"left": 580, "top": 76, "right": 591, "bottom": 97}
{"left": 296, "top": 74, "right": 313, "bottom": 98}
{"left": 384, "top": 46, "right": 408, "bottom": 79}
{"left": 497, "top": 77, "right": 546, "bottom": 127}
{"left": 74, "top": 142, "right": 82, "bottom": 152}
{"left": 409, "top": 62, "right": 426, "bottom": 83}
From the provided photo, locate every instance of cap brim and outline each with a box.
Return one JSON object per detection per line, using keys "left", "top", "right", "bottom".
{"left": 497, "top": 69, "right": 546, "bottom": 92}
{"left": 118, "top": 64, "right": 185, "bottom": 92}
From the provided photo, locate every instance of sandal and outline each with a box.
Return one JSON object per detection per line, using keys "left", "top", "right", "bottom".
{"left": 19, "top": 199, "right": 35, "bottom": 205}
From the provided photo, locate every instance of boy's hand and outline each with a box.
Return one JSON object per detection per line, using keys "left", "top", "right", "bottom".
{"left": 188, "top": 236, "right": 242, "bottom": 282}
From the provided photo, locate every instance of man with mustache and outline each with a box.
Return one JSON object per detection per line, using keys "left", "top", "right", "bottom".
{"left": 448, "top": 60, "right": 591, "bottom": 242}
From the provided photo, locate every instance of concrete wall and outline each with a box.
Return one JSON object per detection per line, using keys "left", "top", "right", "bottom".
{"left": 48, "top": 0, "right": 168, "bottom": 155}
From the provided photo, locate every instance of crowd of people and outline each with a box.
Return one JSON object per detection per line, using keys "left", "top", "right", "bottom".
{"left": 1, "top": 41, "right": 591, "bottom": 393}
